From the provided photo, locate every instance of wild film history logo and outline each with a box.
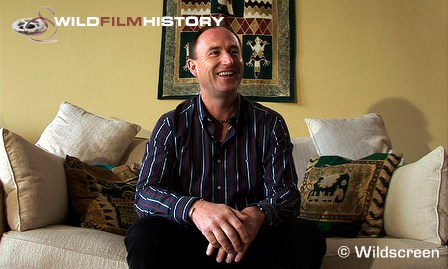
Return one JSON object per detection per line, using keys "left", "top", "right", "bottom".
{"left": 12, "top": 6, "right": 225, "bottom": 43}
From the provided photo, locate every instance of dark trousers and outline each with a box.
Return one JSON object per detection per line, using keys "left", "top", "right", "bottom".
{"left": 125, "top": 216, "right": 326, "bottom": 269}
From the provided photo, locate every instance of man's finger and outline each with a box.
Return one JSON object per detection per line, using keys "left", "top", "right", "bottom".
{"left": 206, "top": 243, "right": 215, "bottom": 256}
{"left": 228, "top": 210, "right": 250, "bottom": 244}
{"left": 221, "top": 224, "right": 244, "bottom": 252}
{"left": 234, "top": 251, "right": 246, "bottom": 263}
{"left": 216, "top": 247, "right": 227, "bottom": 263}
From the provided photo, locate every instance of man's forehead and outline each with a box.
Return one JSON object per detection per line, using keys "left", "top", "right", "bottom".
{"left": 197, "top": 27, "right": 240, "bottom": 47}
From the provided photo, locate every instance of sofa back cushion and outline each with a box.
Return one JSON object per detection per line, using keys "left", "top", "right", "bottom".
{"left": 291, "top": 137, "right": 318, "bottom": 185}
{"left": 118, "top": 137, "right": 148, "bottom": 169}
{"left": 0, "top": 128, "right": 68, "bottom": 231}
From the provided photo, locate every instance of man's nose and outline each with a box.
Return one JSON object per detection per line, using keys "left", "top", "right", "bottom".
{"left": 220, "top": 51, "right": 234, "bottom": 65}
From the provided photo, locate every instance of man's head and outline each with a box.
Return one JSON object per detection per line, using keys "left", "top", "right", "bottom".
{"left": 188, "top": 26, "right": 242, "bottom": 60}
{"left": 187, "top": 26, "right": 244, "bottom": 97}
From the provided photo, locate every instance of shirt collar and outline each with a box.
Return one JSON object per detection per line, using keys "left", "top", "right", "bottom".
{"left": 197, "top": 93, "right": 241, "bottom": 126}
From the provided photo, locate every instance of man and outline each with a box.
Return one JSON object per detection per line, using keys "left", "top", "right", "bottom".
{"left": 125, "top": 26, "right": 326, "bottom": 268}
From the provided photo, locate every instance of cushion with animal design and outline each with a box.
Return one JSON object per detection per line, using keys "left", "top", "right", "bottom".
{"left": 299, "top": 152, "right": 402, "bottom": 238}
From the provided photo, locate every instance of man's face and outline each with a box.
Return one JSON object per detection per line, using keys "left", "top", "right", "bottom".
{"left": 187, "top": 27, "right": 244, "bottom": 96}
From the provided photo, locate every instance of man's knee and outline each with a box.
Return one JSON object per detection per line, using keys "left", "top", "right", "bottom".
{"left": 125, "top": 217, "right": 173, "bottom": 248}
{"left": 279, "top": 218, "right": 327, "bottom": 260}
{"left": 125, "top": 217, "right": 180, "bottom": 268}
{"left": 295, "top": 218, "right": 326, "bottom": 251}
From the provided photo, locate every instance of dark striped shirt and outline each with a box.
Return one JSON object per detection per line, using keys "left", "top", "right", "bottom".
{"left": 135, "top": 94, "right": 300, "bottom": 226}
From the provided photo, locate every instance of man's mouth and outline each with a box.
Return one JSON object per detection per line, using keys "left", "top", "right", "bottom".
{"left": 217, "top": 71, "right": 236, "bottom": 77}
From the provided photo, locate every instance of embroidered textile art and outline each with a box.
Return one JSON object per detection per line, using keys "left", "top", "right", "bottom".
{"left": 158, "top": 0, "right": 296, "bottom": 102}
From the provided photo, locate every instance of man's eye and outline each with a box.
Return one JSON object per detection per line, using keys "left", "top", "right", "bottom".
{"left": 209, "top": 51, "right": 219, "bottom": 56}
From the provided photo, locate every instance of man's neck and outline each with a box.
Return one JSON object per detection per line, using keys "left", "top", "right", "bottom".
{"left": 200, "top": 92, "right": 238, "bottom": 123}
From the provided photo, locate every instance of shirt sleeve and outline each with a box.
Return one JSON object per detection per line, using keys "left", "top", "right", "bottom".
{"left": 257, "top": 115, "right": 301, "bottom": 226}
{"left": 134, "top": 115, "right": 196, "bottom": 225}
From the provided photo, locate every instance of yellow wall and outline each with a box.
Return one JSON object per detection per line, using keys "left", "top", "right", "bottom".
{"left": 1, "top": 0, "right": 447, "bottom": 162}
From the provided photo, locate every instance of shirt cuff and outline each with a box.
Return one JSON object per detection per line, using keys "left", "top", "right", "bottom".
{"left": 254, "top": 203, "right": 276, "bottom": 226}
{"left": 172, "top": 196, "right": 198, "bottom": 225}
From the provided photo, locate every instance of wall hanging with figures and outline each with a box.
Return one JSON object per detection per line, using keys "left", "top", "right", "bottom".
{"left": 158, "top": 0, "right": 296, "bottom": 102}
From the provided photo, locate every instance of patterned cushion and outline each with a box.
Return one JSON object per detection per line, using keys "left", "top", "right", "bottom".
{"left": 299, "top": 153, "right": 402, "bottom": 237}
{"left": 64, "top": 156, "right": 139, "bottom": 235}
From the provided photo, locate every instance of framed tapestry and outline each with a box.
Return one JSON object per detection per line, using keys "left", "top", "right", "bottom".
{"left": 158, "top": 0, "right": 296, "bottom": 102}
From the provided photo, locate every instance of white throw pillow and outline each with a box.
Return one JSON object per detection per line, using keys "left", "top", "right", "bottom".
{"left": 384, "top": 146, "right": 448, "bottom": 245}
{"left": 36, "top": 101, "right": 141, "bottom": 166}
{"left": 0, "top": 128, "right": 68, "bottom": 231}
{"left": 305, "top": 113, "right": 393, "bottom": 160}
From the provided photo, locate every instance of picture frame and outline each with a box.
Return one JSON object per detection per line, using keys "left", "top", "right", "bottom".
{"left": 158, "top": 0, "right": 296, "bottom": 102}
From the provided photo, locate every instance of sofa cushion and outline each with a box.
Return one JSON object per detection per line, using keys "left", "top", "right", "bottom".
{"left": 384, "top": 146, "right": 448, "bottom": 245}
{"left": 0, "top": 225, "right": 128, "bottom": 269}
{"left": 305, "top": 113, "right": 393, "bottom": 160}
{"left": 65, "top": 156, "right": 139, "bottom": 235}
{"left": 36, "top": 101, "right": 141, "bottom": 166}
{"left": 299, "top": 152, "right": 402, "bottom": 237}
{"left": 0, "top": 128, "right": 68, "bottom": 231}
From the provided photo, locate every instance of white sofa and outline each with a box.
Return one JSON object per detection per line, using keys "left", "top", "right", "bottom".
{"left": 0, "top": 102, "right": 447, "bottom": 268}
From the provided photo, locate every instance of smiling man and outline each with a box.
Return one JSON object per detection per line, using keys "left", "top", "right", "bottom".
{"left": 125, "top": 26, "right": 326, "bottom": 269}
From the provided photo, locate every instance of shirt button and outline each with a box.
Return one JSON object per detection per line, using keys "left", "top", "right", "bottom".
{"left": 217, "top": 186, "right": 222, "bottom": 190}
{"left": 217, "top": 159, "right": 221, "bottom": 163}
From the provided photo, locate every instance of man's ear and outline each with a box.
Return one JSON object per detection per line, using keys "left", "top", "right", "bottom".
{"left": 187, "top": 59, "right": 197, "bottom": 77}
